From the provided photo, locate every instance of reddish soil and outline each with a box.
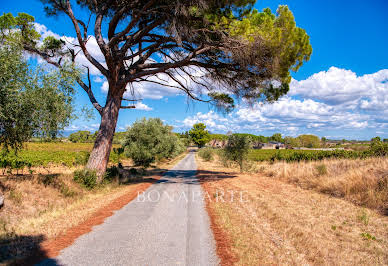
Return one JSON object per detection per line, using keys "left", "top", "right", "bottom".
{"left": 198, "top": 170, "right": 238, "bottom": 266}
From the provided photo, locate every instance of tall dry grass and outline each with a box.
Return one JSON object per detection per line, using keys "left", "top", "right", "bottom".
{"left": 260, "top": 157, "right": 388, "bottom": 213}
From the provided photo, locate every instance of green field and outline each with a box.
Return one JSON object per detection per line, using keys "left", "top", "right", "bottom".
{"left": 1, "top": 142, "right": 120, "bottom": 168}
{"left": 248, "top": 149, "right": 370, "bottom": 162}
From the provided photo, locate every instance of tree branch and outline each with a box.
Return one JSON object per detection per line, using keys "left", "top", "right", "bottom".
{"left": 63, "top": 0, "right": 109, "bottom": 77}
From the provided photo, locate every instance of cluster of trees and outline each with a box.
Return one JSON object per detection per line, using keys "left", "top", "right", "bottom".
{"left": 209, "top": 133, "right": 284, "bottom": 143}
{"left": 68, "top": 131, "right": 96, "bottom": 143}
{"left": 208, "top": 132, "right": 323, "bottom": 147}
{"left": 284, "top": 134, "right": 321, "bottom": 148}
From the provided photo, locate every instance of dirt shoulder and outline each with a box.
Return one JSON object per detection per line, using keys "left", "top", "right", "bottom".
{"left": 197, "top": 156, "right": 388, "bottom": 265}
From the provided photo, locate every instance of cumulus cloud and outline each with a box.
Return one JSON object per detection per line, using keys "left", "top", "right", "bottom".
{"left": 34, "top": 23, "right": 107, "bottom": 76}
{"left": 289, "top": 67, "right": 388, "bottom": 107}
{"left": 179, "top": 67, "right": 387, "bottom": 136}
{"left": 134, "top": 102, "right": 153, "bottom": 111}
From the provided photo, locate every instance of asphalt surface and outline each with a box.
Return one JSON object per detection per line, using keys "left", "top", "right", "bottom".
{"left": 38, "top": 151, "right": 219, "bottom": 266}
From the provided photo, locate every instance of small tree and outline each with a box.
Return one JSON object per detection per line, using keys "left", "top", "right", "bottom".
{"left": 189, "top": 123, "right": 210, "bottom": 148}
{"left": 123, "top": 118, "right": 184, "bottom": 168}
{"left": 224, "top": 134, "right": 252, "bottom": 172}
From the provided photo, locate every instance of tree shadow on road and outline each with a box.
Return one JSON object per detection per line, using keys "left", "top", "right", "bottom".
{"left": 141, "top": 169, "right": 238, "bottom": 185}
{"left": 0, "top": 234, "right": 61, "bottom": 265}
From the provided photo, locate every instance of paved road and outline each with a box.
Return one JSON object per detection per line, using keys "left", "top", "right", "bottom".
{"left": 39, "top": 151, "right": 219, "bottom": 266}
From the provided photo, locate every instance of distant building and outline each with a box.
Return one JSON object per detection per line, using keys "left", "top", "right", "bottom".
{"left": 254, "top": 141, "right": 285, "bottom": 149}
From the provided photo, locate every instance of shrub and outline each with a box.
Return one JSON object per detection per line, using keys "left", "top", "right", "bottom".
{"left": 198, "top": 147, "right": 214, "bottom": 161}
{"left": 315, "top": 164, "right": 327, "bottom": 176}
{"left": 73, "top": 151, "right": 90, "bottom": 166}
{"left": 224, "top": 134, "right": 252, "bottom": 172}
{"left": 369, "top": 140, "right": 388, "bottom": 156}
{"left": 73, "top": 169, "right": 97, "bottom": 189}
{"left": 123, "top": 118, "right": 185, "bottom": 167}
{"left": 103, "top": 165, "right": 119, "bottom": 183}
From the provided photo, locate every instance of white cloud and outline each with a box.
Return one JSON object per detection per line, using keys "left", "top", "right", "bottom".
{"left": 134, "top": 102, "right": 153, "bottom": 111}
{"left": 289, "top": 67, "right": 388, "bottom": 108}
{"left": 34, "top": 23, "right": 107, "bottom": 76}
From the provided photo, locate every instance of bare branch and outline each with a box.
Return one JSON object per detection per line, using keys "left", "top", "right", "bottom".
{"left": 108, "top": 0, "right": 156, "bottom": 47}
{"left": 120, "top": 105, "right": 136, "bottom": 109}
{"left": 63, "top": 0, "right": 108, "bottom": 77}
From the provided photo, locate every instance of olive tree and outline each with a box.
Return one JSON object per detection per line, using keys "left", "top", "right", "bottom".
{"left": 2, "top": 1, "right": 312, "bottom": 179}
{"left": 0, "top": 34, "right": 78, "bottom": 153}
{"left": 224, "top": 134, "right": 252, "bottom": 172}
{"left": 123, "top": 118, "right": 184, "bottom": 167}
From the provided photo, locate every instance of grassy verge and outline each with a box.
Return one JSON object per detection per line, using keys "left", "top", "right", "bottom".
{"left": 197, "top": 155, "right": 388, "bottom": 265}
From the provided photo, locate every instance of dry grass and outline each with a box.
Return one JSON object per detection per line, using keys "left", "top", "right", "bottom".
{"left": 258, "top": 158, "right": 388, "bottom": 214}
{"left": 197, "top": 155, "right": 388, "bottom": 265}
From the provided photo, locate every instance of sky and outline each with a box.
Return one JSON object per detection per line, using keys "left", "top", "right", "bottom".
{"left": 1, "top": 0, "right": 388, "bottom": 140}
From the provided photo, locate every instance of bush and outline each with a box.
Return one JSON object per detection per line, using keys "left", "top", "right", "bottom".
{"left": 73, "top": 151, "right": 90, "bottom": 166}
{"left": 315, "top": 164, "right": 327, "bottom": 176}
{"left": 123, "top": 118, "right": 185, "bottom": 167}
{"left": 224, "top": 134, "right": 252, "bottom": 172}
{"left": 198, "top": 147, "right": 214, "bottom": 161}
{"left": 369, "top": 140, "right": 388, "bottom": 156}
{"left": 73, "top": 169, "right": 97, "bottom": 189}
{"left": 103, "top": 165, "right": 119, "bottom": 183}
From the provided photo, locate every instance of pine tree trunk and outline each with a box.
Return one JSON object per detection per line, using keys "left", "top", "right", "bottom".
{"left": 86, "top": 93, "right": 121, "bottom": 182}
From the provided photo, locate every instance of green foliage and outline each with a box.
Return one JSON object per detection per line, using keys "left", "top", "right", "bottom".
{"left": 208, "top": 93, "right": 235, "bottom": 113}
{"left": 360, "top": 232, "right": 376, "bottom": 241}
{"left": 284, "top": 136, "right": 301, "bottom": 147}
{"left": 103, "top": 165, "right": 119, "bottom": 184}
{"left": 232, "top": 133, "right": 268, "bottom": 143}
{"left": 315, "top": 164, "right": 327, "bottom": 176}
{"left": 209, "top": 134, "right": 228, "bottom": 141}
{"left": 0, "top": 156, "right": 32, "bottom": 175}
{"left": 297, "top": 134, "right": 321, "bottom": 148}
{"left": 69, "top": 131, "right": 94, "bottom": 143}
{"left": 369, "top": 138, "right": 388, "bottom": 156}
{"left": 0, "top": 143, "right": 119, "bottom": 172}
{"left": 73, "top": 169, "right": 97, "bottom": 189}
{"left": 269, "top": 133, "right": 283, "bottom": 143}
{"left": 228, "top": 5, "right": 312, "bottom": 85}
{"left": 123, "top": 118, "right": 185, "bottom": 167}
{"left": 0, "top": 39, "right": 78, "bottom": 152}
{"left": 198, "top": 147, "right": 214, "bottom": 162}
{"left": 189, "top": 123, "right": 210, "bottom": 148}
{"left": 113, "top": 147, "right": 124, "bottom": 165}
{"left": 113, "top": 132, "right": 126, "bottom": 144}
{"left": 249, "top": 147, "right": 388, "bottom": 162}
{"left": 73, "top": 151, "right": 90, "bottom": 166}
{"left": 224, "top": 134, "right": 252, "bottom": 172}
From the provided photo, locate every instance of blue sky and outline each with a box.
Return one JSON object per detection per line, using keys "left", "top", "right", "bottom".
{"left": 2, "top": 0, "right": 388, "bottom": 140}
